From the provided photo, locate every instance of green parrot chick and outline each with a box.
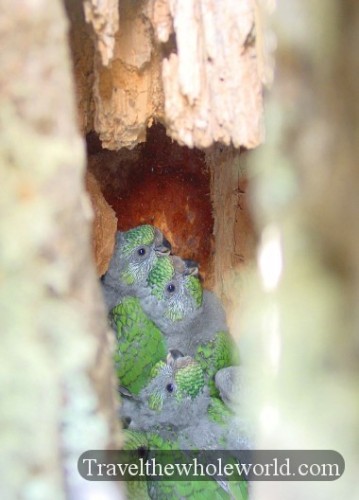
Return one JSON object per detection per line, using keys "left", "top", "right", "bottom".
{"left": 139, "top": 255, "right": 239, "bottom": 396}
{"left": 102, "top": 225, "right": 171, "bottom": 310}
{"left": 111, "top": 256, "right": 199, "bottom": 395}
{"left": 120, "top": 355, "right": 210, "bottom": 434}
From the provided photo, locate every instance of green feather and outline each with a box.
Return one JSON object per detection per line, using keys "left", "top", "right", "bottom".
{"left": 195, "top": 331, "right": 238, "bottom": 397}
{"left": 111, "top": 297, "right": 167, "bottom": 394}
{"left": 123, "top": 429, "right": 149, "bottom": 450}
{"left": 150, "top": 360, "right": 166, "bottom": 379}
{"left": 165, "top": 306, "right": 184, "bottom": 323}
{"left": 174, "top": 359, "right": 205, "bottom": 400}
{"left": 147, "top": 256, "right": 175, "bottom": 300}
{"left": 122, "top": 430, "right": 151, "bottom": 500}
{"left": 149, "top": 391, "right": 164, "bottom": 411}
{"left": 207, "top": 397, "right": 234, "bottom": 424}
{"left": 119, "top": 268, "right": 136, "bottom": 285}
{"left": 121, "top": 225, "right": 155, "bottom": 258}
{"left": 124, "top": 358, "right": 249, "bottom": 500}
{"left": 186, "top": 275, "right": 203, "bottom": 307}
{"left": 124, "top": 430, "right": 248, "bottom": 500}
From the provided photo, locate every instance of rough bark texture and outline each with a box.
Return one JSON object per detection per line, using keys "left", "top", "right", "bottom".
{"left": 0, "top": 1, "right": 123, "bottom": 498}
{"left": 85, "top": 171, "right": 117, "bottom": 276}
{"left": 83, "top": 0, "right": 119, "bottom": 66}
{"left": 207, "top": 146, "right": 256, "bottom": 329}
{"left": 238, "top": 1, "right": 359, "bottom": 499}
{"left": 88, "top": 124, "right": 215, "bottom": 286}
{"left": 66, "top": 0, "right": 263, "bottom": 150}
{"left": 92, "top": 0, "right": 165, "bottom": 149}
{"left": 64, "top": 0, "right": 262, "bottom": 301}
{"left": 65, "top": 0, "right": 96, "bottom": 134}
{"left": 156, "top": 0, "right": 264, "bottom": 148}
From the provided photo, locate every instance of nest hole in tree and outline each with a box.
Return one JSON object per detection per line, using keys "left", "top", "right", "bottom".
{"left": 64, "top": 0, "right": 258, "bottom": 301}
{"left": 87, "top": 123, "right": 215, "bottom": 287}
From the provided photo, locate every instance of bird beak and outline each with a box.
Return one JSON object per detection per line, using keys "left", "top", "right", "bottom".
{"left": 155, "top": 236, "right": 172, "bottom": 255}
{"left": 166, "top": 349, "right": 185, "bottom": 366}
{"left": 118, "top": 385, "right": 139, "bottom": 401}
{"left": 183, "top": 259, "right": 199, "bottom": 276}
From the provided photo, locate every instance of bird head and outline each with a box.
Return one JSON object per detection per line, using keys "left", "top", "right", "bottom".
{"left": 115, "top": 225, "right": 171, "bottom": 286}
{"left": 147, "top": 355, "right": 205, "bottom": 412}
{"left": 147, "top": 255, "right": 203, "bottom": 322}
{"left": 121, "top": 354, "right": 209, "bottom": 431}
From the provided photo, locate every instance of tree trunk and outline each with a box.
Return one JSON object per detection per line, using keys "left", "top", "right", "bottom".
{"left": 239, "top": 2, "right": 359, "bottom": 499}
{"left": 0, "top": 1, "right": 123, "bottom": 498}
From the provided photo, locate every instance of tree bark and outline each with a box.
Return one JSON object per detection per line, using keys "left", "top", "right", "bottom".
{"left": 158, "top": 0, "right": 264, "bottom": 148}
{"left": 239, "top": 2, "right": 359, "bottom": 499}
{"left": 67, "top": 0, "right": 263, "bottom": 150}
{"left": 83, "top": 0, "right": 119, "bottom": 66}
{"left": 207, "top": 146, "right": 256, "bottom": 330}
{"left": 0, "top": 1, "right": 123, "bottom": 498}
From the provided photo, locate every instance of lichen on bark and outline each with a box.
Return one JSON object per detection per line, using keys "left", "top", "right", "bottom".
{"left": 0, "top": 1, "right": 123, "bottom": 498}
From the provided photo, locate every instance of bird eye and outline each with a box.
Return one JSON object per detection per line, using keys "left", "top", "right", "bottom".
{"left": 166, "top": 383, "right": 174, "bottom": 393}
{"left": 137, "top": 247, "right": 146, "bottom": 256}
{"left": 167, "top": 283, "right": 176, "bottom": 293}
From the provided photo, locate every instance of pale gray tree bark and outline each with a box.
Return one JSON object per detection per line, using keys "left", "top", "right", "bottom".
{"left": 239, "top": 2, "right": 359, "bottom": 500}
{"left": 0, "top": 1, "right": 123, "bottom": 498}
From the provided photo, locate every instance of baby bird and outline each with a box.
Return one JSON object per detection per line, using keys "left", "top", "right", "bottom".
{"left": 138, "top": 256, "right": 239, "bottom": 395}
{"left": 101, "top": 224, "right": 171, "bottom": 310}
